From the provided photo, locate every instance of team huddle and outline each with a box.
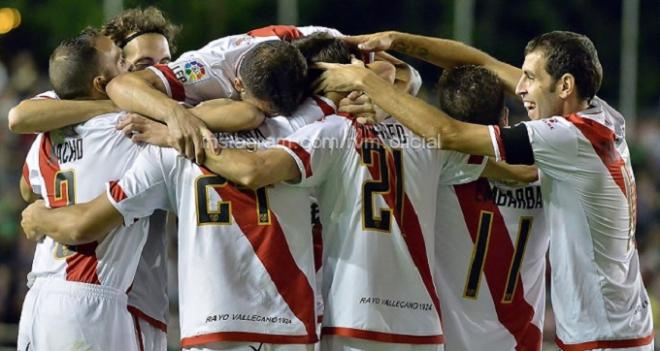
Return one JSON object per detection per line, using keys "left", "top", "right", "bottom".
{"left": 9, "top": 6, "right": 654, "bottom": 351}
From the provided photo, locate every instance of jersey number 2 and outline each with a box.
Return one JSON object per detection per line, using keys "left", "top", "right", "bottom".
{"left": 361, "top": 143, "right": 403, "bottom": 232}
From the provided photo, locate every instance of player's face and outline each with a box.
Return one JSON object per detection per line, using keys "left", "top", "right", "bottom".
{"left": 123, "top": 33, "right": 172, "bottom": 72}
{"left": 95, "top": 36, "right": 131, "bottom": 80}
{"left": 515, "top": 50, "right": 563, "bottom": 120}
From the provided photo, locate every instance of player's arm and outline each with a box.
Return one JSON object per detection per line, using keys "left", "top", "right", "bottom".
{"left": 204, "top": 148, "right": 300, "bottom": 190}
{"left": 190, "top": 99, "right": 265, "bottom": 132}
{"left": 8, "top": 99, "right": 118, "bottom": 133}
{"left": 481, "top": 159, "right": 539, "bottom": 183}
{"left": 315, "top": 63, "right": 495, "bottom": 157}
{"left": 20, "top": 196, "right": 122, "bottom": 245}
{"left": 347, "top": 31, "right": 521, "bottom": 94}
{"left": 106, "top": 69, "right": 212, "bottom": 163}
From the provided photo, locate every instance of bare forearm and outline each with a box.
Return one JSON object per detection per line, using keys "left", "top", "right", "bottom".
{"left": 32, "top": 204, "right": 90, "bottom": 245}
{"left": 190, "top": 99, "right": 264, "bottom": 132}
{"left": 359, "top": 73, "right": 495, "bottom": 156}
{"left": 107, "top": 73, "right": 185, "bottom": 124}
{"left": 389, "top": 32, "right": 521, "bottom": 94}
{"left": 205, "top": 148, "right": 298, "bottom": 189}
{"left": 8, "top": 99, "right": 118, "bottom": 133}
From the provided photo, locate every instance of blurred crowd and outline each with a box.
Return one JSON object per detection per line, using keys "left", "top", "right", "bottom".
{"left": 0, "top": 53, "right": 657, "bottom": 348}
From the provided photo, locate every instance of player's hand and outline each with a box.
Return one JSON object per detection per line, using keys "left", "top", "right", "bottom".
{"left": 313, "top": 62, "right": 374, "bottom": 94}
{"left": 166, "top": 111, "right": 218, "bottom": 164}
{"left": 338, "top": 91, "right": 377, "bottom": 124}
{"left": 21, "top": 200, "right": 46, "bottom": 241}
{"left": 117, "top": 113, "right": 174, "bottom": 148}
{"left": 344, "top": 31, "right": 397, "bottom": 52}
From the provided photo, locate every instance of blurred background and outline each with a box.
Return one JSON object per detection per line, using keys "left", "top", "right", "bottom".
{"left": 0, "top": 0, "right": 657, "bottom": 350}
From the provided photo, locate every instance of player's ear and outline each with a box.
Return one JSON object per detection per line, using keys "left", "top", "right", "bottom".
{"left": 558, "top": 73, "right": 575, "bottom": 99}
{"left": 233, "top": 78, "right": 245, "bottom": 93}
{"left": 92, "top": 76, "right": 109, "bottom": 96}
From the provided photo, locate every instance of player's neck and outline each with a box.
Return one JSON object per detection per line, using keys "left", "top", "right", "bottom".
{"left": 562, "top": 96, "right": 590, "bottom": 116}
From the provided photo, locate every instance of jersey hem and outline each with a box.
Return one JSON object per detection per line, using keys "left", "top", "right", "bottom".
{"left": 555, "top": 332, "right": 655, "bottom": 351}
{"left": 180, "top": 331, "right": 317, "bottom": 347}
{"left": 321, "top": 327, "right": 444, "bottom": 344}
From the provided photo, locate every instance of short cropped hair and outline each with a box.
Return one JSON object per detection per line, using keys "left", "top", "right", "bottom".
{"left": 239, "top": 40, "right": 308, "bottom": 116}
{"left": 438, "top": 65, "right": 504, "bottom": 126}
{"left": 292, "top": 32, "right": 352, "bottom": 91}
{"left": 524, "top": 31, "right": 602, "bottom": 101}
{"left": 102, "top": 6, "right": 180, "bottom": 53}
{"left": 49, "top": 28, "right": 104, "bottom": 100}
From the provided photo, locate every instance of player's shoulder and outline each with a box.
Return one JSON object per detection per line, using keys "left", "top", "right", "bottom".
{"left": 296, "top": 25, "right": 343, "bottom": 37}
{"left": 31, "top": 90, "right": 59, "bottom": 100}
{"left": 78, "top": 111, "right": 125, "bottom": 130}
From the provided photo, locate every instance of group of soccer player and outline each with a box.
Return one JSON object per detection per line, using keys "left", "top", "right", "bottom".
{"left": 9, "top": 5, "right": 654, "bottom": 351}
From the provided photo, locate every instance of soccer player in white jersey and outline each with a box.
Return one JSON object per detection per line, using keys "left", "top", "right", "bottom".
{"left": 316, "top": 30, "right": 654, "bottom": 350}
{"left": 16, "top": 29, "right": 142, "bottom": 351}
{"left": 433, "top": 65, "right": 549, "bottom": 351}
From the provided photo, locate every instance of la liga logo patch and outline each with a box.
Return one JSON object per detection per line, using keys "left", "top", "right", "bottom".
{"left": 174, "top": 60, "right": 209, "bottom": 83}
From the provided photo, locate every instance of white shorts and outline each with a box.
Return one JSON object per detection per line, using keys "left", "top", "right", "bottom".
{"left": 129, "top": 309, "right": 168, "bottom": 351}
{"left": 185, "top": 342, "right": 314, "bottom": 351}
{"left": 321, "top": 335, "right": 444, "bottom": 351}
{"left": 17, "top": 278, "right": 139, "bottom": 351}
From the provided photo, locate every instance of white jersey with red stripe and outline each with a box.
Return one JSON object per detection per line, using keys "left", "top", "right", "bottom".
{"left": 147, "top": 25, "right": 341, "bottom": 106}
{"left": 22, "top": 112, "right": 148, "bottom": 290}
{"left": 23, "top": 90, "right": 170, "bottom": 330}
{"left": 273, "top": 115, "right": 487, "bottom": 344}
{"left": 489, "top": 97, "right": 654, "bottom": 349}
{"left": 434, "top": 178, "right": 548, "bottom": 351}
{"left": 107, "top": 97, "right": 333, "bottom": 348}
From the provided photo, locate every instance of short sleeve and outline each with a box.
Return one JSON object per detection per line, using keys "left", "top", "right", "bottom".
{"left": 106, "top": 145, "right": 176, "bottom": 226}
{"left": 272, "top": 116, "right": 349, "bottom": 188}
{"left": 438, "top": 151, "right": 489, "bottom": 185}
{"left": 147, "top": 58, "right": 229, "bottom": 106}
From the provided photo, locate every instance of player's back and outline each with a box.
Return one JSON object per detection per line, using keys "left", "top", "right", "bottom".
{"left": 24, "top": 112, "right": 147, "bottom": 290}
{"left": 434, "top": 178, "right": 548, "bottom": 350}
{"left": 521, "top": 98, "right": 653, "bottom": 346}
{"left": 275, "top": 115, "right": 487, "bottom": 344}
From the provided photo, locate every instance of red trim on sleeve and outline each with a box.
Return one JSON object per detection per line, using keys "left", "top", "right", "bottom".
{"left": 22, "top": 163, "right": 31, "bottom": 188}
{"left": 247, "top": 25, "right": 304, "bottom": 40}
{"left": 322, "top": 327, "right": 444, "bottom": 344}
{"left": 467, "top": 155, "right": 484, "bottom": 165}
{"left": 565, "top": 114, "right": 627, "bottom": 196}
{"left": 492, "top": 125, "right": 507, "bottom": 162}
{"left": 181, "top": 331, "right": 316, "bottom": 347}
{"left": 152, "top": 64, "right": 185, "bottom": 102}
{"left": 128, "top": 305, "right": 167, "bottom": 333}
{"left": 277, "top": 140, "right": 313, "bottom": 178}
{"left": 555, "top": 333, "right": 654, "bottom": 351}
{"left": 312, "top": 96, "right": 335, "bottom": 116}
{"left": 109, "top": 180, "right": 128, "bottom": 202}
{"left": 197, "top": 167, "right": 318, "bottom": 344}
{"left": 454, "top": 180, "right": 542, "bottom": 350}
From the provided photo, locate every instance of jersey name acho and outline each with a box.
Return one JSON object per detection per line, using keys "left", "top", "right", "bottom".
{"left": 470, "top": 181, "right": 543, "bottom": 209}
{"left": 52, "top": 137, "right": 83, "bottom": 164}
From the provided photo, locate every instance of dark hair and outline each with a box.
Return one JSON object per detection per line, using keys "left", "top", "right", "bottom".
{"left": 239, "top": 40, "right": 308, "bottom": 116}
{"left": 102, "top": 6, "right": 180, "bottom": 53}
{"left": 524, "top": 31, "right": 602, "bottom": 101}
{"left": 438, "top": 65, "right": 504, "bottom": 125}
{"left": 49, "top": 27, "right": 104, "bottom": 100}
{"left": 293, "top": 32, "right": 353, "bottom": 91}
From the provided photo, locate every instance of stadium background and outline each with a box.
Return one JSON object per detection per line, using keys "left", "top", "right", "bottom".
{"left": 0, "top": 0, "right": 657, "bottom": 349}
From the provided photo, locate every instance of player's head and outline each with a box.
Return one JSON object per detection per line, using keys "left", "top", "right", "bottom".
{"left": 292, "top": 32, "right": 352, "bottom": 93}
{"left": 102, "top": 6, "right": 179, "bottom": 71}
{"left": 438, "top": 65, "right": 507, "bottom": 127}
{"left": 516, "top": 31, "right": 602, "bottom": 120}
{"left": 234, "top": 40, "right": 308, "bottom": 116}
{"left": 49, "top": 28, "right": 131, "bottom": 100}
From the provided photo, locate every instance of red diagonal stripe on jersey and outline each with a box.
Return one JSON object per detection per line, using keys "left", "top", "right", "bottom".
{"left": 109, "top": 180, "right": 128, "bottom": 202}
{"left": 454, "top": 179, "right": 541, "bottom": 351}
{"left": 152, "top": 64, "right": 185, "bottom": 102}
{"left": 277, "top": 140, "right": 313, "bottom": 178}
{"left": 199, "top": 167, "right": 317, "bottom": 342}
{"left": 247, "top": 25, "right": 303, "bottom": 40}
{"left": 312, "top": 96, "right": 335, "bottom": 116}
{"left": 354, "top": 124, "right": 444, "bottom": 329}
{"left": 38, "top": 133, "right": 100, "bottom": 284}
{"left": 566, "top": 114, "right": 627, "bottom": 196}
